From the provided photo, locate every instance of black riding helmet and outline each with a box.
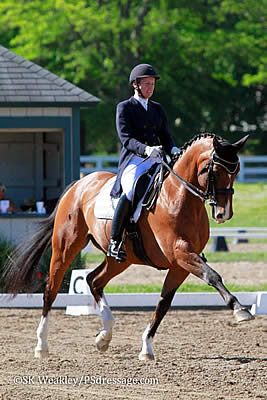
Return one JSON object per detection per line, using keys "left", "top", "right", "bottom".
{"left": 129, "top": 64, "right": 160, "bottom": 85}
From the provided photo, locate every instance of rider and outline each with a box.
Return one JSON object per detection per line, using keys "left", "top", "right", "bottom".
{"left": 107, "top": 63, "right": 180, "bottom": 262}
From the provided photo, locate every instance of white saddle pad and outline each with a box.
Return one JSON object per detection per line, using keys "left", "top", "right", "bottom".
{"left": 94, "top": 176, "right": 119, "bottom": 220}
{"left": 94, "top": 165, "right": 161, "bottom": 223}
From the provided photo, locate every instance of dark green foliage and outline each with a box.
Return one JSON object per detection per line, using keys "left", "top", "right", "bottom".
{"left": 0, "top": 0, "right": 266, "bottom": 154}
{"left": 0, "top": 235, "right": 86, "bottom": 293}
{"left": 0, "top": 235, "right": 15, "bottom": 292}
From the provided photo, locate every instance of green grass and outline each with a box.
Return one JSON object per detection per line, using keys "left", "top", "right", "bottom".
{"left": 82, "top": 251, "right": 266, "bottom": 265}
{"left": 205, "top": 252, "right": 266, "bottom": 262}
{"left": 83, "top": 253, "right": 105, "bottom": 264}
{"left": 105, "top": 283, "right": 267, "bottom": 293}
{"left": 208, "top": 182, "right": 267, "bottom": 227}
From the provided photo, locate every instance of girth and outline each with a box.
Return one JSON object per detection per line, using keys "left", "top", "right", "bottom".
{"left": 126, "top": 222, "right": 167, "bottom": 270}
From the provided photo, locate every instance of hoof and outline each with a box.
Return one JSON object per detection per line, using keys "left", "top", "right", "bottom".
{"left": 138, "top": 352, "right": 155, "bottom": 361}
{"left": 234, "top": 309, "right": 255, "bottom": 323}
{"left": 96, "top": 341, "right": 110, "bottom": 353}
{"left": 34, "top": 348, "right": 49, "bottom": 359}
{"left": 95, "top": 330, "right": 112, "bottom": 353}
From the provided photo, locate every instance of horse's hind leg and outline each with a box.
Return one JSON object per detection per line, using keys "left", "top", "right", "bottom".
{"left": 87, "top": 258, "right": 130, "bottom": 353}
{"left": 35, "top": 212, "right": 89, "bottom": 359}
{"left": 139, "top": 267, "right": 189, "bottom": 361}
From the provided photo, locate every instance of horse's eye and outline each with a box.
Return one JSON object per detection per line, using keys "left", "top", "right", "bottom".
{"left": 198, "top": 162, "right": 210, "bottom": 176}
{"left": 214, "top": 168, "right": 223, "bottom": 177}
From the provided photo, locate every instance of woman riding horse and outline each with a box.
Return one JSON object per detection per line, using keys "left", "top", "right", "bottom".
{"left": 108, "top": 63, "right": 180, "bottom": 262}
{"left": 2, "top": 132, "right": 253, "bottom": 360}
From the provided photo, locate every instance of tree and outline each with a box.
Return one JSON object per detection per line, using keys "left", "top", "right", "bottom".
{"left": 140, "top": 0, "right": 266, "bottom": 150}
{"left": 0, "top": 0, "right": 266, "bottom": 153}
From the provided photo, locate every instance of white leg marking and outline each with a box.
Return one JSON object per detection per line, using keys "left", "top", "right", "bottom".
{"left": 34, "top": 314, "right": 49, "bottom": 358}
{"left": 98, "top": 294, "right": 115, "bottom": 331}
{"left": 139, "top": 324, "right": 154, "bottom": 360}
{"left": 95, "top": 294, "right": 115, "bottom": 352}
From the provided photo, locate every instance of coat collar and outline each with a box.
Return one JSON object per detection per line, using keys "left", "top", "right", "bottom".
{"left": 130, "top": 96, "right": 152, "bottom": 111}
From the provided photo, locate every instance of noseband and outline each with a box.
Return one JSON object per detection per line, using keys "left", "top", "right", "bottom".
{"left": 162, "top": 151, "right": 239, "bottom": 207}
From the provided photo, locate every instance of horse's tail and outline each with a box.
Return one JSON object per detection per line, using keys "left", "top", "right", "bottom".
{"left": 1, "top": 181, "right": 77, "bottom": 295}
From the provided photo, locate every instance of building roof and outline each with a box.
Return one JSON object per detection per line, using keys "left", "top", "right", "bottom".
{"left": 0, "top": 45, "right": 100, "bottom": 106}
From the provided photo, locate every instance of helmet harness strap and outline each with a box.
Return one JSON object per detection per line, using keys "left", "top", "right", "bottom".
{"left": 134, "top": 78, "right": 145, "bottom": 98}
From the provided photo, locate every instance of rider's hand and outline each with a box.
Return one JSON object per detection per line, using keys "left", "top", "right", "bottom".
{"left": 145, "top": 145, "right": 163, "bottom": 159}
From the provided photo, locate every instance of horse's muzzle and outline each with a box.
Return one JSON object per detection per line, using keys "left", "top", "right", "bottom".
{"left": 212, "top": 204, "right": 233, "bottom": 224}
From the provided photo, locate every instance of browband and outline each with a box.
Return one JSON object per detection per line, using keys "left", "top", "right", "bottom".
{"left": 213, "top": 153, "right": 239, "bottom": 175}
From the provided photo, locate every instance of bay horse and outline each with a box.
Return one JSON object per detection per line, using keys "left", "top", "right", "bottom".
{"left": 2, "top": 133, "right": 254, "bottom": 360}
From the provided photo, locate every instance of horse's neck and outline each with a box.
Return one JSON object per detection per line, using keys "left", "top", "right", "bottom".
{"left": 161, "top": 142, "right": 211, "bottom": 208}
{"left": 173, "top": 140, "right": 212, "bottom": 182}
{"left": 172, "top": 148, "right": 200, "bottom": 184}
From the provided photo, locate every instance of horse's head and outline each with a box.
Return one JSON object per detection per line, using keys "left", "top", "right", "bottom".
{"left": 197, "top": 134, "right": 249, "bottom": 223}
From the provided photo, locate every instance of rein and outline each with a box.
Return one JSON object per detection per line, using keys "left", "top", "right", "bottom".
{"left": 161, "top": 159, "right": 207, "bottom": 202}
{"left": 161, "top": 151, "right": 239, "bottom": 206}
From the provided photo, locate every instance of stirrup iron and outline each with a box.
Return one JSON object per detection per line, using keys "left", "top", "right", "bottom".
{"left": 107, "top": 239, "right": 127, "bottom": 262}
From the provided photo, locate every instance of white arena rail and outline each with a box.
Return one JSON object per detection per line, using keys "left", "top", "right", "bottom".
{"left": 237, "top": 155, "right": 267, "bottom": 182}
{"left": 80, "top": 155, "right": 118, "bottom": 176}
{"left": 0, "top": 292, "right": 266, "bottom": 315}
{"left": 210, "top": 227, "right": 267, "bottom": 240}
{"left": 0, "top": 292, "right": 257, "bottom": 308}
{"left": 80, "top": 155, "right": 267, "bottom": 183}
{"left": 1, "top": 268, "right": 266, "bottom": 315}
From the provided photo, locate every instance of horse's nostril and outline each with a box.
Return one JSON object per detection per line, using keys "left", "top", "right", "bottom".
{"left": 216, "top": 213, "right": 224, "bottom": 219}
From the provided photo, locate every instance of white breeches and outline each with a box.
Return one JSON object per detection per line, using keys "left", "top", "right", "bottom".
{"left": 121, "top": 155, "right": 160, "bottom": 201}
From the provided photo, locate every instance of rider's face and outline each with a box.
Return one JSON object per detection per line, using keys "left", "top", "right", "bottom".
{"left": 135, "top": 77, "right": 155, "bottom": 99}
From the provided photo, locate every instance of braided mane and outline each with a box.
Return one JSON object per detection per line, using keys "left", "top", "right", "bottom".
{"left": 172, "top": 132, "right": 223, "bottom": 163}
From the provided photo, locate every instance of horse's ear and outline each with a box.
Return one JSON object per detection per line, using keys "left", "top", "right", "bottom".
{"left": 213, "top": 136, "right": 222, "bottom": 152}
{"left": 232, "top": 134, "right": 249, "bottom": 152}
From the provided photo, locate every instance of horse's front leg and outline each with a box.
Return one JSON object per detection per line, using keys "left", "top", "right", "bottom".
{"left": 139, "top": 267, "right": 189, "bottom": 361}
{"left": 176, "top": 243, "right": 254, "bottom": 322}
{"left": 95, "top": 293, "right": 115, "bottom": 352}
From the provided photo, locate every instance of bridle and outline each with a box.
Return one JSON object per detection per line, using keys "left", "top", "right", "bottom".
{"left": 201, "top": 151, "right": 239, "bottom": 206}
{"left": 162, "top": 151, "right": 239, "bottom": 207}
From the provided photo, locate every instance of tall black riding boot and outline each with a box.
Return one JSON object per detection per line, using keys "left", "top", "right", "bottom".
{"left": 107, "top": 194, "right": 131, "bottom": 262}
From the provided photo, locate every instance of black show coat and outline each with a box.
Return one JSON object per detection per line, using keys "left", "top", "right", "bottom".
{"left": 110, "top": 96, "right": 175, "bottom": 198}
